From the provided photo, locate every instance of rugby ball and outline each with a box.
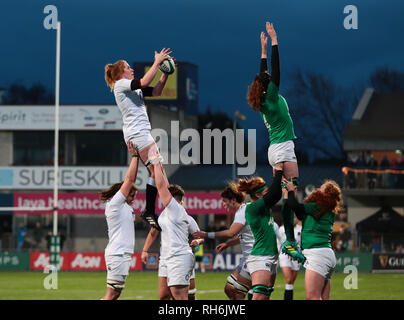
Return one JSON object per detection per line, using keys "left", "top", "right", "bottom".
{"left": 159, "top": 57, "right": 175, "bottom": 75}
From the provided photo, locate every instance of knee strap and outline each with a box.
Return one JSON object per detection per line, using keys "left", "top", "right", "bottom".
{"left": 226, "top": 274, "right": 250, "bottom": 294}
{"left": 107, "top": 280, "right": 125, "bottom": 292}
{"left": 252, "top": 284, "right": 274, "bottom": 296}
{"left": 144, "top": 155, "right": 164, "bottom": 167}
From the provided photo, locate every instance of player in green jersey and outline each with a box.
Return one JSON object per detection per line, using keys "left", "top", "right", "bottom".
{"left": 247, "top": 22, "right": 302, "bottom": 263}
{"left": 283, "top": 179, "right": 342, "bottom": 300}
{"left": 235, "top": 163, "right": 283, "bottom": 300}
{"left": 193, "top": 184, "right": 252, "bottom": 300}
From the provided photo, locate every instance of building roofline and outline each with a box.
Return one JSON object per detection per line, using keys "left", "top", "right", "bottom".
{"left": 352, "top": 88, "right": 374, "bottom": 121}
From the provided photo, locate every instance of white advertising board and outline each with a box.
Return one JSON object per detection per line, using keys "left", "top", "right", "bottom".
{"left": 0, "top": 166, "right": 148, "bottom": 190}
{"left": 0, "top": 105, "right": 122, "bottom": 130}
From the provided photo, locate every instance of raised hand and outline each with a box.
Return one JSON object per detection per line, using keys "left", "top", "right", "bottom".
{"left": 154, "top": 48, "right": 172, "bottom": 64}
{"left": 260, "top": 31, "right": 268, "bottom": 49}
{"left": 266, "top": 22, "right": 277, "bottom": 39}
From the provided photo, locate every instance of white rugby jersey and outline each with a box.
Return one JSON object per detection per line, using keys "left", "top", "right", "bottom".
{"left": 232, "top": 204, "right": 255, "bottom": 258}
{"left": 158, "top": 197, "right": 195, "bottom": 259}
{"left": 276, "top": 224, "right": 302, "bottom": 252}
{"left": 159, "top": 213, "right": 199, "bottom": 261}
{"left": 113, "top": 78, "right": 152, "bottom": 142}
{"left": 104, "top": 190, "right": 135, "bottom": 256}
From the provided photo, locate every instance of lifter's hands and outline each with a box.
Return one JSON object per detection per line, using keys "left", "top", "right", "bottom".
{"left": 284, "top": 179, "right": 297, "bottom": 193}
{"left": 127, "top": 141, "right": 139, "bottom": 158}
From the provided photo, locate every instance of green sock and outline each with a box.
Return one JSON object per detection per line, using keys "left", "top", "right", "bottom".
{"left": 282, "top": 199, "right": 295, "bottom": 242}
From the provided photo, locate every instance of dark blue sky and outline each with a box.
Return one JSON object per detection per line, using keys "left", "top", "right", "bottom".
{"left": 1, "top": 0, "right": 403, "bottom": 134}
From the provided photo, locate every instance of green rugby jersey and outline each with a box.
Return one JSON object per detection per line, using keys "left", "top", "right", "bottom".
{"left": 260, "top": 81, "right": 297, "bottom": 145}
{"left": 245, "top": 197, "right": 278, "bottom": 256}
{"left": 300, "top": 203, "right": 335, "bottom": 250}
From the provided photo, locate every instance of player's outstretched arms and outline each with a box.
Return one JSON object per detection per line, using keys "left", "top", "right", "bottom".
{"left": 153, "top": 162, "right": 172, "bottom": 207}
{"left": 262, "top": 163, "right": 283, "bottom": 208}
{"left": 140, "top": 48, "right": 172, "bottom": 87}
{"left": 119, "top": 141, "right": 139, "bottom": 198}
{"left": 261, "top": 31, "right": 268, "bottom": 59}
{"left": 285, "top": 181, "right": 306, "bottom": 220}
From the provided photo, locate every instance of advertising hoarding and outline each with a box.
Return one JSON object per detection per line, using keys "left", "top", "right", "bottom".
{"left": 30, "top": 252, "right": 142, "bottom": 271}
{"left": 13, "top": 191, "right": 227, "bottom": 215}
{"left": 0, "top": 105, "right": 122, "bottom": 130}
{"left": 373, "top": 253, "right": 404, "bottom": 272}
{"left": 0, "top": 166, "right": 148, "bottom": 191}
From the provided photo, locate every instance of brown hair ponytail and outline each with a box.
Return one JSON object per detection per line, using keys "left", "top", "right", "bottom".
{"left": 236, "top": 177, "right": 266, "bottom": 200}
{"left": 100, "top": 182, "right": 124, "bottom": 202}
{"left": 303, "top": 180, "right": 343, "bottom": 219}
{"left": 104, "top": 60, "right": 126, "bottom": 91}
{"left": 247, "top": 80, "right": 265, "bottom": 111}
{"left": 221, "top": 182, "right": 246, "bottom": 203}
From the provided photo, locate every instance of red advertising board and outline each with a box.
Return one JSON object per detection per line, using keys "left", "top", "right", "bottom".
{"left": 14, "top": 193, "right": 105, "bottom": 215}
{"left": 30, "top": 252, "right": 142, "bottom": 271}
{"left": 14, "top": 191, "right": 228, "bottom": 214}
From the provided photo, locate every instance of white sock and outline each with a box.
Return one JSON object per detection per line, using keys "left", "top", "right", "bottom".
{"left": 285, "top": 284, "right": 294, "bottom": 290}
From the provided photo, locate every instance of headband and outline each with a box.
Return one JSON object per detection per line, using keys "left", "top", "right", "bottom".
{"left": 250, "top": 185, "right": 268, "bottom": 196}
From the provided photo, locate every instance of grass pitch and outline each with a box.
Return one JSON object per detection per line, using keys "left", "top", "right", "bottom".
{"left": 0, "top": 271, "right": 403, "bottom": 300}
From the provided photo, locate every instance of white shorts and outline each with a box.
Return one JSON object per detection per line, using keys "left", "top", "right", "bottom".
{"left": 129, "top": 131, "right": 155, "bottom": 151}
{"left": 166, "top": 253, "right": 195, "bottom": 287}
{"left": 279, "top": 253, "right": 301, "bottom": 271}
{"left": 267, "top": 140, "right": 297, "bottom": 168}
{"left": 159, "top": 258, "right": 195, "bottom": 280}
{"left": 302, "top": 248, "right": 336, "bottom": 280}
{"left": 105, "top": 253, "right": 132, "bottom": 282}
{"left": 158, "top": 258, "right": 168, "bottom": 278}
{"left": 247, "top": 254, "right": 278, "bottom": 275}
{"left": 236, "top": 256, "right": 251, "bottom": 280}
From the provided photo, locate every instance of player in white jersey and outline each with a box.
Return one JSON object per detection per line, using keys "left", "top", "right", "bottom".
{"left": 193, "top": 183, "right": 254, "bottom": 300}
{"left": 146, "top": 160, "right": 197, "bottom": 299}
{"left": 100, "top": 142, "right": 139, "bottom": 300}
{"left": 276, "top": 215, "right": 302, "bottom": 300}
{"left": 104, "top": 48, "right": 173, "bottom": 231}
{"left": 141, "top": 213, "right": 203, "bottom": 300}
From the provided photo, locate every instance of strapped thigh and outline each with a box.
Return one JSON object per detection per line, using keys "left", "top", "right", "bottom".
{"left": 143, "top": 144, "right": 163, "bottom": 167}
{"left": 252, "top": 284, "right": 274, "bottom": 296}
{"left": 107, "top": 280, "right": 125, "bottom": 292}
{"left": 227, "top": 274, "right": 250, "bottom": 294}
